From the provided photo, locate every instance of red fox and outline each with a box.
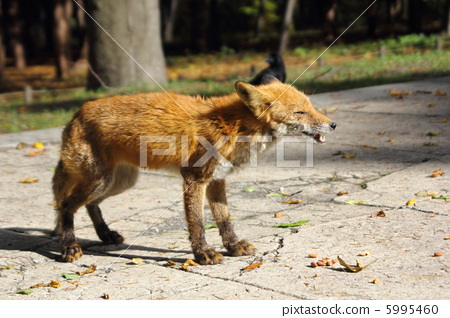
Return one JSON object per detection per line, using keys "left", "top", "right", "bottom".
{"left": 52, "top": 75, "right": 336, "bottom": 264}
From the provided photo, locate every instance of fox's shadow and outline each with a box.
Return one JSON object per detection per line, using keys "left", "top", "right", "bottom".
{"left": 0, "top": 227, "right": 192, "bottom": 263}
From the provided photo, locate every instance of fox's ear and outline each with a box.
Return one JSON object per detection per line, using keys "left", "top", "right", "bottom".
{"left": 235, "top": 81, "right": 270, "bottom": 116}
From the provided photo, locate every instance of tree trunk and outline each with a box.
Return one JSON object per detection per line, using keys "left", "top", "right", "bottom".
{"left": 75, "top": 0, "right": 88, "bottom": 60}
{"left": 6, "top": 0, "right": 26, "bottom": 70}
{"left": 86, "top": 0, "right": 167, "bottom": 90}
{"left": 323, "top": 0, "right": 337, "bottom": 44}
{"left": 163, "top": 0, "right": 179, "bottom": 44}
{"left": 278, "top": 0, "right": 297, "bottom": 55}
{"left": 54, "top": 0, "right": 72, "bottom": 79}
{"left": 0, "top": 0, "right": 5, "bottom": 80}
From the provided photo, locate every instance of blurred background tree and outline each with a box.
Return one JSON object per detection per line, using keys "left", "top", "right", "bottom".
{"left": 0, "top": 0, "right": 448, "bottom": 91}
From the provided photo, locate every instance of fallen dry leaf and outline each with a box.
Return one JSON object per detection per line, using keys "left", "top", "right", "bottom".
{"left": 360, "top": 144, "right": 379, "bottom": 149}
{"left": 342, "top": 153, "right": 357, "bottom": 158}
{"left": 337, "top": 256, "right": 377, "bottom": 273}
{"left": 31, "top": 280, "right": 62, "bottom": 289}
{"left": 415, "top": 190, "right": 439, "bottom": 197}
{"left": 308, "top": 254, "right": 318, "bottom": 258}
{"left": 280, "top": 199, "right": 302, "bottom": 204}
{"left": 444, "top": 236, "right": 450, "bottom": 240}
{"left": 435, "top": 89, "right": 448, "bottom": 96}
{"left": 389, "top": 89, "right": 412, "bottom": 98}
{"left": 242, "top": 262, "right": 263, "bottom": 270}
{"left": 48, "top": 280, "right": 62, "bottom": 288}
{"left": 27, "top": 150, "right": 44, "bottom": 157}
{"left": 20, "top": 178, "right": 39, "bottom": 183}
{"left": 167, "top": 260, "right": 177, "bottom": 266}
{"left": 427, "top": 103, "right": 436, "bottom": 107}
{"left": 386, "top": 139, "right": 396, "bottom": 143}
{"left": 130, "top": 258, "right": 143, "bottom": 265}
{"left": 337, "top": 191, "right": 349, "bottom": 196}
{"left": 371, "top": 211, "right": 386, "bottom": 218}
{"left": 433, "top": 252, "right": 443, "bottom": 257}
{"left": 32, "top": 142, "right": 45, "bottom": 149}
{"left": 406, "top": 200, "right": 416, "bottom": 206}
{"left": 274, "top": 212, "right": 284, "bottom": 218}
{"left": 77, "top": 264, "right": 96, "bottom": 276}
{"left": 430, "top": 169, "right": 445, "bottom": 178}
{"left": 372, "top": 278, "right": 381, "bottom": 284}
{"left": 184, "top": 259, "right": 200, "bottom": 266}
{"left": 101, "top": 293, "right": 110, "bottom": 300}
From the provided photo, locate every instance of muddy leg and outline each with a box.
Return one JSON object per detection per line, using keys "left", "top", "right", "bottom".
{"left": 206, "top": 179, "right": 255, "bottom": 257}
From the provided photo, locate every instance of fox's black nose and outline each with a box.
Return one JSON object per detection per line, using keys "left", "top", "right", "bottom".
{"left": 330, "top": 122, "right": 337, "bottom": 130}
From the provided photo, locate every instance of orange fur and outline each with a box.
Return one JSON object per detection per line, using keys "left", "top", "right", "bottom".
{"left": 52, "top": 77, "right": 335, "bottom": 264}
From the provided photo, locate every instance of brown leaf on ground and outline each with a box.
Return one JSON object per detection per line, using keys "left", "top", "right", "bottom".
{"left": 371, "top": 211, "right": 386, "bottom": 218}
{"left": 20, "top": 178, "right": 39, "bottom": 183}
{"left": 337, "top": 191, "right": 349, "bottom": 196}
{"left": 430, "top": 169, "right": 445, "bottom": 178}
{"left": 435, "top": 89, "right": 448, "bottom": 96}
{"left": 27, "top": 150, "right": 44, "bottom": 157}
{"left": 337, "top": 256, "right": 377, "bottom": 273}
{"left": 389, "top": 89, "right": 412, "bottom": 98}
{"left": 77, "top": 264, "right": 96, "bottom": 276}
{"left": 281, "top": 200, "right": 302, "bottom": 204}
{"left": 242, "top": 262, "right": 263, "bottom": 270}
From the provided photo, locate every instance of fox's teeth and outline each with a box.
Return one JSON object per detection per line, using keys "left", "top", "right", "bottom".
{"left": 319, "top": 135, "right": 326, "bottom": 143}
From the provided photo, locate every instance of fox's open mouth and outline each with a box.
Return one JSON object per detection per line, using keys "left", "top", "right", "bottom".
{"left": 303, "top": 131, "right": 326, "bottom": 144}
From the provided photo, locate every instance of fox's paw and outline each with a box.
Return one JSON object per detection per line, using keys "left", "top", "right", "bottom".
{"left": 99, "top": 230, "right": 124, "bottom": 245}
{"left": 194, "top": 248, "right": 223, "bottom": 265}
{"left": 61, "top": 244, "right": 83, "bottom": 262}
{"left": 227, "top": 240, "right": 256, "bottom": 257}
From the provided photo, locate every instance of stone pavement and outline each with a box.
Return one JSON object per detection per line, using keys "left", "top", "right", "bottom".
{"left": 0, "top": 77, "right": 449, "bottom": 300}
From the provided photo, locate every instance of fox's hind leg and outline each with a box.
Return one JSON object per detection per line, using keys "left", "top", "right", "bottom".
{"left": 86, "top": 163, "right": 139, "bottom": 245}
{"left": 206, "top": 179, "right": 256, "bottom": 257}
{"left": 53, "top": 159, "right": 115, "bottom": 262}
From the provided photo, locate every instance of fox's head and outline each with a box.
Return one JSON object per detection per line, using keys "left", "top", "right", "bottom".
{"left": 235, "top": 75, "right": 336, "bottom": 143}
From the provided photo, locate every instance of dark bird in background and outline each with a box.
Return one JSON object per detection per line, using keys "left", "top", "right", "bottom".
{"left": 249, "top": 52, "right": 286, "bottom": 85}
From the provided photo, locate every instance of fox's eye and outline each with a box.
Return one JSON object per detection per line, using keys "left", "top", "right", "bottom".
{"left": 294, "top": 111, "right": 307, "bottom": 115}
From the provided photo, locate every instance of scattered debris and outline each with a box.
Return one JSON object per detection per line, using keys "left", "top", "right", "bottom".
{"left": 371, "top": 211, "right": 386, "bottom": 218}
{"left": 358, "top": 250, "right": 372, "bottom": 256}
{"left": 273, "top": 220, "right": 309, "bottom": 228}
{"left": 372, "top": 278, "right": 381, "bottom": 284}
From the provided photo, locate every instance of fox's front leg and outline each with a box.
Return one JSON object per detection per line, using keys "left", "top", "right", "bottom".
{"left": 206, "top": 179, "right": 256, "bottom": 257}
{"left": 182, "top": 173, "right": 223, "bottom": 265}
